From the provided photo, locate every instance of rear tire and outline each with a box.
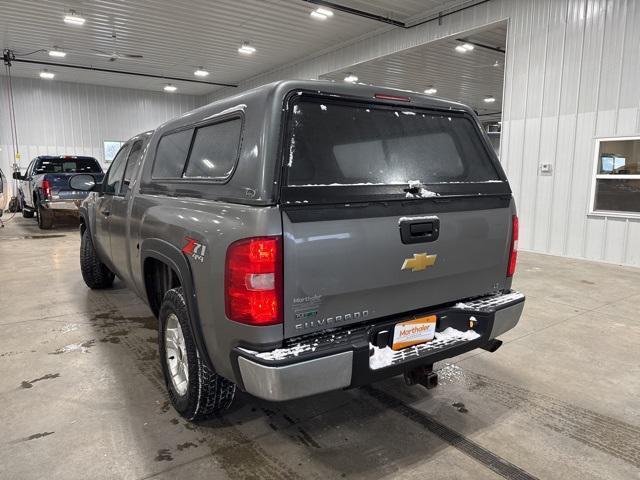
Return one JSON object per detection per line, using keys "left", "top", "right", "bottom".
{"left": 37, "top": 203, "right": 53, "bottom": 229}
{"left": 159, "top": 288, "right": 236, "bottom": 421}
{"left": 80, "top": 228, "right": 115, "bottom": 289}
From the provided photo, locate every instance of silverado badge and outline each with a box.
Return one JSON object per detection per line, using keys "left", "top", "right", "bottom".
{"left": 401, "top": 253, "right": 437, "bottom": 272}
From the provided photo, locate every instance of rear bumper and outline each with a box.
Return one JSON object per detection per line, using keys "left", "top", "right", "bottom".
{"left": 42, "top": 199, "right": 81, "bottom": 212}
{"left": 234, "top": 290, "right": 524, "bottom": 401}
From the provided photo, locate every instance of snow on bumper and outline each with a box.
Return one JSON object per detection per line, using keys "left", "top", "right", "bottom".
{"left": 235, "top": 290, "right": 524, "bottom": 401}
{"left": 370, "top": 327, "right": 481, "bottom": 370}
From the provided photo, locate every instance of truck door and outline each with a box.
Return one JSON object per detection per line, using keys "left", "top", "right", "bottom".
{"left": 109, "top": 137, "right": 145, "bottom": 282}
{"left": 94, "top": 143, "right": 130, "bottom": 265}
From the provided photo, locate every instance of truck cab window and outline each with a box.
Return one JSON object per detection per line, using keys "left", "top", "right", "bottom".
{"left": 103, "top": 144, "right": 131, "bottom": 195}
{"left": 121, "top": 140, "right": 144, "bottom": 196}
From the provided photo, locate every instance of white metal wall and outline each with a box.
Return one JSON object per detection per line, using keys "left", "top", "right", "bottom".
{"left": 0, "top": 77, "right": 200, "bottom": 197}
{"left": 208, "top": 0, "right": 640, "bottom": 267}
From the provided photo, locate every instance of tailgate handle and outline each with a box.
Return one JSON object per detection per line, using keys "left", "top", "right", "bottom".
{"left": 399, "top": 217, "right": 440, "bottom": 244}
{"left": 410, "top": 223, "right": 433, "bottom": 236}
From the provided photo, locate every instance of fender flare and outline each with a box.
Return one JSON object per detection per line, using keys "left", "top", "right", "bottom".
{"left": 140, "top": 238, "right": 215, "bottom": 371}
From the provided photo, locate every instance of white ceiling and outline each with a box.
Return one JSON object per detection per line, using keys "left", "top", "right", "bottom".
{"left": 320, "top": 22, "right": 507, "bottom": 121}
{"left": 0, "top": 0, "right": 467, "bottom": 95}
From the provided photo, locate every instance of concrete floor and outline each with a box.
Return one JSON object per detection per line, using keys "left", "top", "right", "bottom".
{"left": 1, "top": 216, "right": 639, "bottom": 480}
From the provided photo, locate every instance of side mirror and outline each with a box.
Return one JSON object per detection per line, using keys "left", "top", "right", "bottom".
{"left": 69, "top": 174, "right": 97, "bottom": 191}
{"left": 12, "top": 172, "right": 24, "bottom": 180}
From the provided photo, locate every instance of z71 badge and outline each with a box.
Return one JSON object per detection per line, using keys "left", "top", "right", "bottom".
{"left": 182, "top": 237, "right": 207, "bottom": 262}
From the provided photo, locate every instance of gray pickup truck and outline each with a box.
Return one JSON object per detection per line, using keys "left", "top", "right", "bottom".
{"left": 78, "top": 80, "right": 524, "bottom": 421}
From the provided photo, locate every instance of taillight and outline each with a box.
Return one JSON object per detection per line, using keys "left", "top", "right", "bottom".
{"left": 225, "top": 236, "right": 282, "bottom": 326}
{"left": 507, "top": 215, "right": 518, "bottom": 277}
{"left": 41, "top": 179, "right": 52, "bottom": 200}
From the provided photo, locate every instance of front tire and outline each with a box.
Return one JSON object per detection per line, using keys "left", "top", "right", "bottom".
{"left": 80, "top": 228, "right": 115, "bottom": 289}
{"left": 159, "top": 288, "right": 236, "bottom": 420}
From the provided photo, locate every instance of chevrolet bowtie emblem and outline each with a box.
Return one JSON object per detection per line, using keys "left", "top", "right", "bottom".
{"left": 401, "top": 253, "right": 437, "bottom": 272}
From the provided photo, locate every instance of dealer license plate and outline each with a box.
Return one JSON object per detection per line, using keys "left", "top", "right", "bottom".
{"left": 392, "top": 315, "right": 437, "bottom": 350}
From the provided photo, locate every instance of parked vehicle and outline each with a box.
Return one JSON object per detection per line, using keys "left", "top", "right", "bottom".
{"left": 13, "top": 156, "right": 104, "bottom": 229}
{"left": 79, "top": 80, "right": 524, "bottom": 421}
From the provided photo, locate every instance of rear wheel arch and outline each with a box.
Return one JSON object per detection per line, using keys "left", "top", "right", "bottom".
{"left": 140, "top": 239, "right": 215, "bottom": 371}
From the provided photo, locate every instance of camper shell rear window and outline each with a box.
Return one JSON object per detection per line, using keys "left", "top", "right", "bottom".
{"left": 281, "top": 94, "right": 508, "bottom": 204}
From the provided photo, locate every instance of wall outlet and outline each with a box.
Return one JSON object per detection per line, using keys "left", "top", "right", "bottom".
{"left": 539, "top": 163, "right": 553, "bottom": 175}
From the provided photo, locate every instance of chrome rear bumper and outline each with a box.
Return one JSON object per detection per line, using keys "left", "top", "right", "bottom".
{"left": 235, "top": 290, "right": 524, "bottom": 402}
{"left": 43, "top": 199, "right": 81, "bottom": 211}
{"left": 238, "top": 351, "right": 353, "bottom": 401}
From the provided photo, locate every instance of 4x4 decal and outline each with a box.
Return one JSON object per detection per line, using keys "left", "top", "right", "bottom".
{"left": 182, "top": 237, "right": 207, "bottom": 263}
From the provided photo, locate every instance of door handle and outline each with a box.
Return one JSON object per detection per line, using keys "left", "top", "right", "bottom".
{"left": 410, "top": 222, "right": 434, "bottom": 236}
{"left": 399, "top": 217, "right": 440, "bottom": 244}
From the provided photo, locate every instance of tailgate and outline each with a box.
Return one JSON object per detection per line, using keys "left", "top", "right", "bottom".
{"left": 282, "top": 199, "right": 512, "bottom": 337}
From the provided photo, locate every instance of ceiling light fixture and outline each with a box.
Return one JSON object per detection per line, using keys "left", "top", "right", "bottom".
{"left": 164, "top": 84, "right": 177, "bottom": 92}
{"left": 48, "top": 48, "right": 67, "bottom": 58}
{"left": 238, "top": 42, "right": 256, "bottom": 55}
{"left": 484, "top": 96, "right": 496, "bottom": 103}
{"left": 455, "top": 43, "right": 474, "bottom": 53}
{"left": 310, "top": 7, "right": 333, "bottom": 20}
{"left": 424, "top": 86, "right": 437, "bottom": 95}
{"left": 194, "top": 68, "right": 209, "bottom": 77}
{"left": 64, "top": 10, "right": 85, "bottom": 25}
{"left": 39, "top": 70, "right": 55, "bottom": 79}
{"left": 344, "top": 73, "right": 358, "bottom": 83}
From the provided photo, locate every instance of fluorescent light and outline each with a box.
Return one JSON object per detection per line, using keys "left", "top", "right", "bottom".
{"left": 164, "top": 84, "right": 177, "bottom": 92}
{"left": 424, "top": 87, "right": 437, "bottom": 95}
{"left": 484, "top": 96, "right": 496, "bottom": 103}
{"left": 39, "top": 70, "right": 55, "bottom": 79}
{"left": 344, "top": 73, "right": 358, "bottom": 83}
{"left": 311, "top": 7, "right": 333, "bottom": 19}
{"left": 194, "top": 68, "right": 209, "bottom": 77}
{"left": 238, "top": 42, "right": 256, "bottom": 55}
{"left": 64, "top": 10, "right": 85, "bottom": 25}
{"left": 49, "top": 49, "right": 66, "bottom": 58}
{"left": 455, "top": 43, "right": 474, "bottom": 53}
